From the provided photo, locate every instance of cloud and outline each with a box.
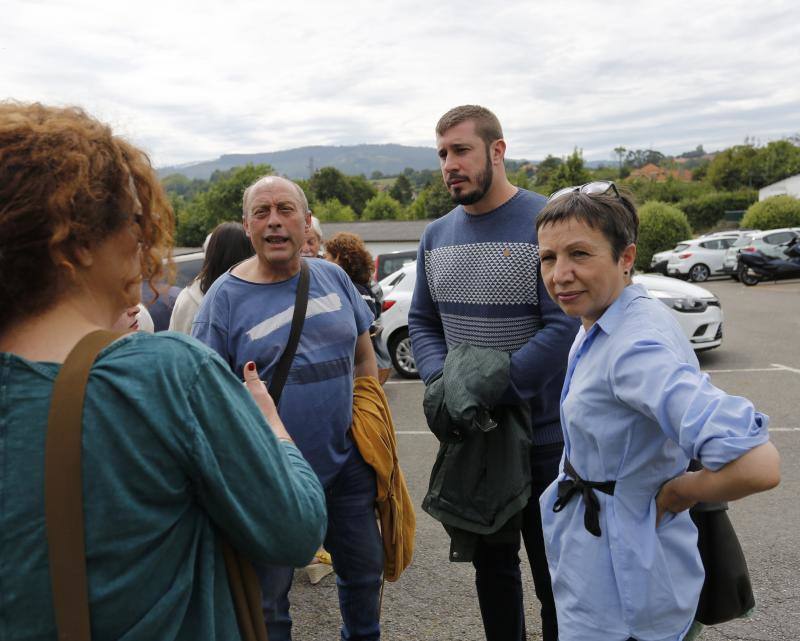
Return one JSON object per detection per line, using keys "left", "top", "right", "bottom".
{"left": 2, "top": 0, "right": 798, "bottom": 165}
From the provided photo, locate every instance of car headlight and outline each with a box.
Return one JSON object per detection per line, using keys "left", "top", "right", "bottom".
{"left": 649, "top": 289, "right": 709, "bottom": 313}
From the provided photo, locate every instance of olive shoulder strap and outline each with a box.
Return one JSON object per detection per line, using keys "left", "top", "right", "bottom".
{"left": 45, "top": 330, "right": 120, "bottom": 641}
{"left": 44, "top": 330, "right": 267, "bottom": 641}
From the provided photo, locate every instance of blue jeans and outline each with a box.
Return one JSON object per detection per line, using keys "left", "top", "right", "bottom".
{"left": 472, "top": 441, "right": 563, "bottom": 641}
{"left": 258, "top": 447, "right": 384, "bottom": 641}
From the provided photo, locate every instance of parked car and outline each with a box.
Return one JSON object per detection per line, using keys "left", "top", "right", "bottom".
{"left": 141, "top": 250, "right": 205, "bottom": 331}
{"left": 722, "top": 231, "right": 762, "bottom": 279}
{"left": 373, "top": 249, "right": 417, "bottom": 282}
{"left": 650, "top": 243, "right": 689, "bottom": 274}
{"left": 666, "top": 235, "right": 739, "bottom": 282}
{"left": 378, "top": 262, "right": 724, "bottom": 378}
{"left": 725, "top": 227, "right": 800, "bottom": 281}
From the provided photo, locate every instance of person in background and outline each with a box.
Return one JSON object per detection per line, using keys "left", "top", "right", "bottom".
{"left": 535, "top": 182, "right": 780, "bottom": 641}
{"left": 0, "top": 102, "right": 326, "bottom": 640}
{"left": 300, "top": 214, "right": 325, "bottom": 258}
{"left": 114, "top": 304, "right": 155, "bottom": 333}
{"left": 169, "top": 222, "right": 253, "bottom": 334}
{"left": 325, "top": 232, "right": 393, "bottom": 384}
{"left": 192, "top": 175, "right": 382, "bottom": 641}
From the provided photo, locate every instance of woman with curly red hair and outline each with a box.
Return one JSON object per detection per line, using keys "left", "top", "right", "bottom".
{"left": 0, "top": 102, "right": 326, "bottom": 640}
{"left": 325, "top": 232, "right": 393, "bottom": 382}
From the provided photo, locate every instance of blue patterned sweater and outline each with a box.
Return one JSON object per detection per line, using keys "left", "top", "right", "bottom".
{"left": 408, "top": 188, "right": 580, "bottom": 445}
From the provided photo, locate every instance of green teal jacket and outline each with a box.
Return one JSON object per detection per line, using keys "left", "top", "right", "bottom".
{"left": 421, "top": 343, "right": 532, "bottom": 561}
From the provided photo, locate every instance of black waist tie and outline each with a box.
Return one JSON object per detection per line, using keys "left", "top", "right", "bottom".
{"left": 552, "top": 456, "right": 616, "bottom": 537}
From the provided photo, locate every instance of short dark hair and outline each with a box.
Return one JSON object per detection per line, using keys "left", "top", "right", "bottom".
{"left": 198, "top": 222, "right": 254, "bottom": 294}
{"left": 436, "top": 105, "right": 503, "bottom": 148}
{"left": 536, "top": 191, "right": 639, "bottom": 262}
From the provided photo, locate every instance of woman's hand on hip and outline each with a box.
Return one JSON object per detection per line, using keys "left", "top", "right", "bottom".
{"left": 655, "top": 472, "right": 698, "bottom": 527}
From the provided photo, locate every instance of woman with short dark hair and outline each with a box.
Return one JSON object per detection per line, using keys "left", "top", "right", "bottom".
{"left": 0, "top": 102, "right": 326, "bottom": 640}
{"left": 535, "top": 182, "right": 780, "bottom": 641}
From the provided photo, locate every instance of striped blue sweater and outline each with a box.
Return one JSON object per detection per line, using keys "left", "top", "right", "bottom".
{"left": 409, "top": 188, "right": 580, "bottom": 445}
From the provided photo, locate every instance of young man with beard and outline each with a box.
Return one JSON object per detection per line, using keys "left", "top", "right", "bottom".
{"left": 408, "top": 105, "right": 579, "bottom": 641}
{"left": 192, "top": 175, "right": 383, "bottom": 641}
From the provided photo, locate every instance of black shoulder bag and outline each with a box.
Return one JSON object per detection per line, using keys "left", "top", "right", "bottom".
{"left": 268, "top": 259, "right": 310, "bottom": 402}
{"left": 688, "top": 459, "right": 755, "bottom": 626}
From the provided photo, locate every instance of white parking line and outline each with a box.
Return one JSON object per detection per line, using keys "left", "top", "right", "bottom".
{"left": 387, "top": 366, "right": 800, "bottom": 379}
{"left": 705, "top": 366, "right": 784, "bottom": 374}
{"left": 396, "top": 427, "right": 799, "bottom": 434}
{"left": 772, "top": 363, "right": 800, "bottom": 375}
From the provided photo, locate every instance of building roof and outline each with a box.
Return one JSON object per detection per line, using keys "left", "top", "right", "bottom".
{"left": 319, "top": 220, "right": 431, "bottom": 242}
{"left": 628, "top": 163, "right": 692, "bottom": 182}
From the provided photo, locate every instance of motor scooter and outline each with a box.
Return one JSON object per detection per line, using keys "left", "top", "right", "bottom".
{"left": 737, "top": 239, "right": 800, "bottom": 286}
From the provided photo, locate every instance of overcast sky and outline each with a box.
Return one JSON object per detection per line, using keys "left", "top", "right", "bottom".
{"left": 3, "top": 0, "right": 798, "bottom": 167}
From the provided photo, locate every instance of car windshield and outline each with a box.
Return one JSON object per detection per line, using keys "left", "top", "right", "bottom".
{"left": 732, "top": 235, "right": 753, "bottom": 248}
{"left": 674, "top": 243, "right": 690, "bottom": 252}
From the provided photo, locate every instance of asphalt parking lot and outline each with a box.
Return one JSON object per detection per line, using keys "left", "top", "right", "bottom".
{"left": 291, "top": 277, "right": 800, "bottom": 641}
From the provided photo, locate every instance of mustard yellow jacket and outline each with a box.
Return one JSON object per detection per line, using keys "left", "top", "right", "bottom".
{"left": 350, "top": 377, "right": 415, "bottom": 582}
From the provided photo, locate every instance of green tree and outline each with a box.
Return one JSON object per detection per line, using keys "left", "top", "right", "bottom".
{"left": 677, "top": 190, "right": 757, "bottom": 232}
{"left": 507, "top": 167, "right": 531, "bottom": 190}
{"left": 347, "top": 174, "right": 378, "bottom": 215}
{"left": 421, "top": 180, "right": 454, "bottom": 218}
{"left": 636, "top": 201, "right": 692, "bottom": 272}
{"left": 309, "top": 167, "right": 352, "bottom": 206}
{"left": 314, "top": 198, "right": 357, "bottom": 222}
{"left": 362, "top": 192, "right": 403, "bottom": 220}
{"left": 161, "top": 173, "right": 209, "bottom": 200}
{"left": 548, "top": 148, "right": 591, "bottom": 193}
{"left": 624, "top": 149, "right": 666, "bottom": 169}
{"left": 389, "top": 174, "right": 413, "bottom": 205}
{"left": 741, "top": 195, "right": 800, "bottom": 229}
{"left": 534, "top": 155, "right": 562, "bottom": 187}
{"left": 754, "top": 140, "right": 800, "bottom": 187}
{"left": 626, "top": 177, "right": 708, "bottom": 205}
{"left": 175, "top": 163, "right": 273, "bottom": 246}
{"left": 706, "top": 144, "right": 760, "bottom": 190}
{"left": 613, "top": 146, "right": 626, "bottom": 176}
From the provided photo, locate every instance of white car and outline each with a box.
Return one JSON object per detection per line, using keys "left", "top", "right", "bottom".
{"left": 666, "top": 236, "right": 739, "bottom": 282}
{"left": 379, "top": 263, "right": 723, "bottom": 378}
{"left": 650, "top": 246, "right": 681, "bottom": 274}
{"left": 722, "top": 227, "right": 800, "bottom": 279}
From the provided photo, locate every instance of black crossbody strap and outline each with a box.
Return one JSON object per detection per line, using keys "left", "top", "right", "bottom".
{"left": 268, "top": 259, "right": 310, "bottom": 403}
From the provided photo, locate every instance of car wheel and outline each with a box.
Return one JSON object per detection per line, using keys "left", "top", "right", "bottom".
{"left": 388, "top": 328, "right": 419, "bottom": 379}
{"left": 689, "top": 264, "right": 710, "bottom": 282}
{"left": 738, "top": 263, "right": 760, "bottom": 286}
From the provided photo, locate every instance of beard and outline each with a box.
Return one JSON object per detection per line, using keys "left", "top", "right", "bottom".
{"left": 449, "top": 149, "right": 494, "bottom": 206}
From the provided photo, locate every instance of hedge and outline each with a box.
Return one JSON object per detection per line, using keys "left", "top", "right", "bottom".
{"left": 740, "top": 195, "right": 800, "bottom": 230}
{"left": 677, "top": 190, "right": 757, "bottom": 232}
{"left": 636, "top": 201, "right": 693, "bottom": 272}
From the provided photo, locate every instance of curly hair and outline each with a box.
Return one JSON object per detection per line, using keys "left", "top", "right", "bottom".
{"left": 0, "top": 102, "right": 174, "bottom": 333}
{"left": 325, "top": 232, "right": 373, "bottom": 286}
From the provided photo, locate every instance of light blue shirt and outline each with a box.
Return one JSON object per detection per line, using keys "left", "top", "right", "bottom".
{"left": 540, "top": 284, "right": 769, "bottom": 641}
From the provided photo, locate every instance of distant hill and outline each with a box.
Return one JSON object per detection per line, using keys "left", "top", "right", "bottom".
{"left": 157, "top": 144, "right": 443, "bottom": 180}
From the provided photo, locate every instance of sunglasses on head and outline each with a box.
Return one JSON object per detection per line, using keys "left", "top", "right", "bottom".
{"left": 548, "top": 180, "right": 621, "bottom": 202}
